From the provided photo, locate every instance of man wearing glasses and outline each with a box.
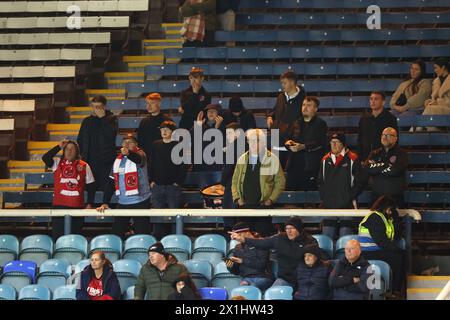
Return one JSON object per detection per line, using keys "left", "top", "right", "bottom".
{"left": 363, "top": 127, "right": 408, "bottom": 206}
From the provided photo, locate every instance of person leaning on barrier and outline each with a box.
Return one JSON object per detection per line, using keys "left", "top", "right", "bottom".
{"left": 225, "top": 222, "right": 273, "bottom": 291}
{"left": 358, "top": 195, "right": 406, "bottom": 298}
{"left": 230, "top": 217, "right": 317, "bottom": 289}
{"left": 42, "top": 139, "right": 96, "bottom": 240}
{"left": 329, "top": 239, "right": 371, "bottom": 300}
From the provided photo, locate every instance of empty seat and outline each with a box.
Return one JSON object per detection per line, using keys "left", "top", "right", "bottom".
{"left": 0, "top": 235, "right": 19, "bottom": 267}
{"left": 0, "top": 284, "right": 16, "bottom": 300}
{"left": 54, "top": 234, "right": 88, "bottom": 265}
{"left": 112, "top": 259, "right": 142, "bottom": 294}
{"left": 0, "top": 260, "right": 37, "bottom": 293}
{"left": 123, "top": 235, "right": 157, "bottom": 265}
{"left": 71, "top": 259, "right": 90, "bottom": 285}
{"left": 37, "top": 259, "right": 71, "bottom": 293}
{"left": 211, "top": 261, "right": 242, "bottom": 296}
{"left": 89, "top": 235, "right": 122, "bottom": 263}
{"left": 183, "top": 260, "right": 213, "bottom": 289}
{"left": 19, "top": 235, "right": 53, "bottom": 267}
{"left": 192, "top": 234, "right": 227, "bottom": 266}
{"left": 53, "top": 285, "right": 76, "bottom": 300}
{"left": 198, "top": 287, "right": 227, "bottom": 300}
{"left": 19, "top": 285, "right": 50, "bottom": 301}
{"left": 231, "top": 286, "right": 262, "bottom": 300}
{"left": 263, "top": 286, "right": 293, "bottom": 300}
{"left": 368, "top": 260, "right": 392, "bottom": 300}
{"left": 312, "top": 234, "right": 334, "bottom": 259}
{"left": 124, "top": 285, "right": 135, "bottom": 300}
{"left": 161, "top": 234, "right": 192, "bottom": 262}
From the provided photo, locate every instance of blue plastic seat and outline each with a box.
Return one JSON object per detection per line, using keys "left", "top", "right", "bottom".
{"left": 335, "top": 235, "right": 359, "bottom": 259}
{"left": 163, "top": 47, "right": 196, "bottom": 60}
{"left": 89, "top": 235, "right": 122, "bottom": 263}
{"left": 184, "top": 260, "right": 213, "bottom": 289}
{"left": 368, "top": 260, "right": 392, "bottom": 299}
{"left": 0, "top": 284, "right": 16, "bottom": 300}
{"left": 259, "top": 47, "right": 291, "bottom": 59}
{"left": 192, "top": 234, "right": 227, "bottom": 266}
{"left": 227, "top": 47, "right": 259, "bottom": 59}
{"left": 124, "top": 285, "right": 135, "bottom": 300}
{"left": 54, "top": 234, "right": 88, "bottom": 265}
{"left": 1, "top": 260, "right": 37, "bottom": 293}
{"left": 37, "top": 259, "right": 71, "bottom": 293}
{"left": 197, "top": 47, "right": 227, "bottom": 59}
{"left": 198, "top": 287, "right": 227, "bottom": 300}
{"left": 161, "top": 234, "right": 192, "bottom": 262}
{"left": 113, "top": 259, "right": 142, "bottom": 294}
{"left": 19, "top": 235, "right": 53, "bottom": 267}
{"left": 53, "top": 285, "right": 76, "bottom": 300}
{"left": 0, "top": 235, "right": 19, "bottom": 267}
{"left": 211, "top": 261, "right": 242, "bottom": 296}
{"left": 71, "top": 259, "right": 90, "bottom": 285}
{"left": 263, "top": 286, "right": 293, "bottom": 300}
{"left": 312, "top": 235, "right": 334, "bottom": 259}
{"left": 145, "top": 64, "right": 177, "bottom": 77}
{"left": 177, "top": 64, "right": 209, "bottom": 76}
{"left": 227, "top": 240, "right": 239, "bottom": 257}
{"left": 123, "top": 235, "right": 157, "bottom": 265}
{"left": 231, "top": 286, "right": 262, "bottom": 300}
{"left": 19, "top": 284, "right": 51, "bottom": 300}
{"left": 221, "top": 81, "right": 252, "bottom": 93}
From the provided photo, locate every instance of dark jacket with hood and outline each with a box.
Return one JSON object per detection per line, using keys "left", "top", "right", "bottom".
{"left": 223, "top": 109, "right": 256, "bottom": 132}
{"left": 329, "top": 255, "right": 371, "bottom": 300}
{"left": 245, "top": 232, "right": 318, "bottom": 286}
{"left": 228, "top": 241, "right": 271, "bottom": 279}
{"left": 137, "top": 112, "right": 171, "bottom": 159}
{"left": 363, "top": 144, "right": 408, "bottom": 197}
{"left": 135, "top": 254, "right": 188, "bottom": 300}
{"left": 179, "top": 86, "right": 212, "bottom": 130}
{"left": 166, "top": 275, "right": 201, "bottom": 300}
{"left": 76, "top": 264, "right": 121, "bottom": 300}
{"left": 295, "top": 260, "right": 332, "bottom": 300}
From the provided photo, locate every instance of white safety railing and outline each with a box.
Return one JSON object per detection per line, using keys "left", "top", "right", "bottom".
{"left": 436, "top": 280, "right": 450, "bottom": 300}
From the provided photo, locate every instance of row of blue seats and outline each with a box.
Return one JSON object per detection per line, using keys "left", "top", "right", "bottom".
{"left": 240, "top": 0, "right": 449, "bottom": 9}
{"left": 163, "top": 45, "right": 450, "bottom": 60}
{"left": 236, "top": 12, "right": 450, "bottom": 25}
{"left": 109, "top": 96, "right": 383, "bottom": 111}
{"left": 214, "top": 29, "right": 450, "bottom": 42}
{"left": 145, "top": 62, "right": 433, "bottom": 77}
{"left": 126, "top": 79, "right": 400, "bottom": 96}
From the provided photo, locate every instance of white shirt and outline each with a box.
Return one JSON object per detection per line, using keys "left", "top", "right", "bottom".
{"left": 330, "top": 149, "right": 346, "bottom": 165}
{"left": 284, "top": 86, "right": 301, "bottom": 101}
{"left": 52, "top": 158, "right": 95, "bottom": 184}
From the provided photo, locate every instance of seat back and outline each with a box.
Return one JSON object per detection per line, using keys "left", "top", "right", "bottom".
{"left": 0, "top": 235, "right": 19, "bottom": 267}
{"left": 198, "top": 287, "right": 227, "bottom": 300}
{"left": 263, "top": 286, "right": 293, "bottom": 300}
{"left": 184, "top": 260, "right": 213, "bottom": 288}
{"left": 368, "top": 260, "right": 392, "bottom": 294}
{"left": 0, "top": 284, "right": 16, "bottom": 300}
{"left": 312, "top": 234, "right": 334, "bottom": 259}
{"left": 19, "top": 235, "right": 53, "bottom": 266}
{"left": 231, "top": 286, "right": 262, "bottom": 300}
{"left": 53, "top": 285, "right": 76, "bottom": 300}
{"left": 89, "top": 235, "right": 122, "bottom": 263}
{"left": 335, "top": 235, "right": 359, "bottom": 258}
{"left": 124, "top": 285, "right": 135, "bottom": 300}
{"left": 2, "top": 260, "right": 37, "bottom": 282}
{"left": 19, "top": 284, "right": 51, "bottom": 300}
{"left": 123, "top": 235, "right": 157, "bottom": 264}
{"left": 161, "top": 234, "right": 192, "bottom": 261}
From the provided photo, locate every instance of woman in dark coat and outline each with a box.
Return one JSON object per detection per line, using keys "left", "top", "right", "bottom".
{"left": 294, "top": 245, "right": 331, "bottom": 300}
{"left": 167, "top": 273, "right": 201, "bottom": 300}
{"left": 76, "top": 250, "right": 121, "bottom": 300}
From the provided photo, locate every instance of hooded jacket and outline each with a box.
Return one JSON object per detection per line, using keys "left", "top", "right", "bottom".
{"left": 134, "top": 254, "right": 188, "bottom": 300}
{"left": 245, "top": 232, "right": 318, "bottom": 286}
{"left": 76, "top": 264, "right": 121, "bottom": 300}
{"left": 295, "top": 260, "right": 332, "bottom": 300}
{"left": 329, "top": 255, "right": 371, "bottom": 300}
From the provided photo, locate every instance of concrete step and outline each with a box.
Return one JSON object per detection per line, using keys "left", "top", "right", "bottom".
{"left": 408, "top": 276, "right": 450, "bottom": 289}
{"left": 9, "top": 168, "right": 45, "bottom": 180}
{"left": 105, "top": 72, "right": 145, "bottom": 86}
{"left": 407, "top": 288, "right": 441, "bottom": 300}
{"left": 47, "top": 123, "right": 81, "bottom": 132}
{"left": 85, "top": 89, "right": 125, "bottom": 101}
{"left": 8, "top": 160, "right": 45, "bottom": 169}
{"left": 123, "top": 55, "right": 163, "bottom": 63}
{"left": 0, "top": 179, "right": 25, "bottom": 192}
{"left": 65, "top": 106, "right": 91, "bottom": 115}
{"left": 48, "top": 132, "right": 78, "bottom": 141}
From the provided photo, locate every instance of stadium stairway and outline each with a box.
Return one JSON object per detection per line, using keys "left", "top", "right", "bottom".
{"left": 407, "top": 276, "right": 450, "bottom": 300}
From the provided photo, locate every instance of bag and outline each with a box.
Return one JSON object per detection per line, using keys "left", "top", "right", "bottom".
{"left": 395, "top": 92, "right": 408, "bottom": 106}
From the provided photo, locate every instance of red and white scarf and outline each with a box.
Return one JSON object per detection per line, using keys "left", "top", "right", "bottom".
{"left": 180, "top": 0, "right": 206, "bottom": 42}
{"left": 113, "top": 151, "right": 140, "bottom": 196}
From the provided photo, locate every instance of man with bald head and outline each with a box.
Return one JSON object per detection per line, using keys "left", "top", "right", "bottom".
{"left": 363, "top": 127, "right": 408, "bottom": 206}
{"left": 329, "top": 239, "right": 371, "bottom": 300}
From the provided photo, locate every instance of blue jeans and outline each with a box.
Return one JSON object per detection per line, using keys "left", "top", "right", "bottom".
{"left": 151, "top": 184, "right": 183, "bottom": 208}
{"left": 271, "top": 278, "right": 293, "bottom": 288}
{"left": 241, "top": 277, "right": 273, "bottom": 291}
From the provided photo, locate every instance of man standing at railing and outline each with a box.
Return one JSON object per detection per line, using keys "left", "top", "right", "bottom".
{"left": 42, "top": 139, "right": 96, "bottom": 240}
{"left": 77, "top": 95, "right": 118, "bottom": 191}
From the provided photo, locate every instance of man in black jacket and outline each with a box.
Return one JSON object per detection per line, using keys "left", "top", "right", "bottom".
{"left": 285, "top": 96, "right": 328, "bottom": 191}
{"left": 329, "top": 239, "right": 371, "bottom": 300}
{"left": 137, "top": 93, "right": 171, "bottom": 161}
{"left": 77, "top": 95, "right": 118, "bottom": 190}
{"left": 230, "top": 217, "right": 317, "bottom": 288}
{"left": 179, "top": 68, "right": 212, "bottom": 130}
{"left": 223, "top": 96, "right": 256, "bottom": 132}
{"left": 363, "top": 127, "right": 408, "bottom": 207}
{"left": 225, "top": 222, "right": 273, "bottom": 291}
{"left": 358, "top": 91, "right": 398, "bottom": 162}
{"left": 318, "top": 133, "right": 364, "bottom": 239}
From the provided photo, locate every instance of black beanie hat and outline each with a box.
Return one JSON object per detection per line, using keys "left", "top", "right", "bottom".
{"left": 303, "top": 245, "right": 322, "bottom": 259}
{"left": 229, "top": 96, "right": 244, "bottom": 113}
{"left": 148, "top": 242, "right": 165, "bottom": 255}
{"left": 329, "top": 132, "right": 346, "bottom": 146}
{"left": 285, "top": 216, "right": 303, "bottom": 232}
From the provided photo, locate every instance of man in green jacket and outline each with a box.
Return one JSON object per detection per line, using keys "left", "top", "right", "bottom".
{"left": 134, "top": 242, "right": 188, "bottom": 300}
{"left": 231, "top": 129, "right": 286, "bottom": 236}
{"left": 180, "top": 0, "right": 217, "bottom": 47}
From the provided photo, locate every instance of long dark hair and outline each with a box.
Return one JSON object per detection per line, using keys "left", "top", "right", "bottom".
{"left": 89, "top": 250, "right": 113, "bottom": 277}
{"left": 370, "top": 195, "right": 398, "bottom": 215}
{"left": 172, "top": 273, "right": 202, "bottom": 299}
{"left": 62, "top": 140, "right": 81, "bottom": 161}
{"left": 409, "top": 60, "right": 427, "bottom": 95}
